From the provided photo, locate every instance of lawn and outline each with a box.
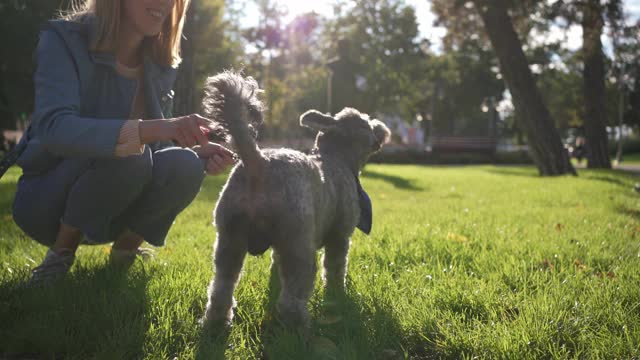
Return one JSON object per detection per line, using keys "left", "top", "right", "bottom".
{"left": 1, "top": 164, "right": 639, "bottom": 359}
{"left": 620, "top": 153, "right": 640, "bottom": 165}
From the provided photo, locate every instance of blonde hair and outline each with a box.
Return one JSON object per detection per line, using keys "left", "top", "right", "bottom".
{"left": 65, "top": 0, "right": 190, "bottom": 67}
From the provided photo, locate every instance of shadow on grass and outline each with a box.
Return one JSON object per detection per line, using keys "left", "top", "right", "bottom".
{"left": 362, "top": 169, "right": 424, "bottom": 191}
{"left": 616, "top": 205, "right": 640, "bottom": 221}
{"left": 580, "top": 169, "right": 636, "bottom": 188}
{"left": 194, "top": 324, "right": 232, "bottom": 360}
{"left": 487, "top": 167, "right": 636, "bottom": 188}
{"left": 264, "top": 261, "right": 433, "bottom": 358}
{"left": 0, "top": 263, "right": 150, "bottom": 359}
{"left": 194, "top": 254, "right": 439, "bottom": 359}
{"left": 485, "top": 166, "right": 539, "bottom": 178}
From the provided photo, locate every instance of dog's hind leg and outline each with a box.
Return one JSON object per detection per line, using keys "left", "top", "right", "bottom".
{"left": 322, "top": 237, "right": 350, "bottom": 292}
{"left": 273, "top": 234, "right": 317, "bottom": 328}
{"left": 203, "top": 226, "right": 247, "bottom": 327}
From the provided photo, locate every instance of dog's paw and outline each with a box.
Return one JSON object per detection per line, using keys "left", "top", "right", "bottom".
{"left": 200, "top": 307, "right": 234, "bottom": 330}
{"left": 276, "top": 301, "right": 311, "bottom": 330}
{"left": 324, "top": 283, "right": 347, "bottom": 298}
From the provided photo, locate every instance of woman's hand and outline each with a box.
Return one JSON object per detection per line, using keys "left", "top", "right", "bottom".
{"left": 193, "top": 142, "right": 236, "bottom": 176}
{"left": 139, "top": 114, "right": 215, "bottom": 147}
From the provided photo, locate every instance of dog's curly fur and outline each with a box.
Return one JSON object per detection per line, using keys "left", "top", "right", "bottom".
{"left": 201, "top": 71, "right": 391, "bottom": 327}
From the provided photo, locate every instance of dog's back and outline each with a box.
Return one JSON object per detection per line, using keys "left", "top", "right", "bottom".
{"left": 214, "top": 147, "right": 357, "bottom": 255}
{"left": 203, "top": 72, "right": 362, "bottom": 254}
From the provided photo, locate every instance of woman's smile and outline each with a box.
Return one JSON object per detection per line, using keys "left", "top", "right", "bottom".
{"left": 146, "top": 8, "right": 165, "bottom": 21}
{"left": 123, "top": 0, "right": 175, "bottom": 37}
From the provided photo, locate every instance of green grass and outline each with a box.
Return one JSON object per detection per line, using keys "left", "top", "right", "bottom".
{"left": 1, "top": 164, "right": 639, "bottom": 359}
{"left": 619, "top": 153, "right": 640, "bottom": 165}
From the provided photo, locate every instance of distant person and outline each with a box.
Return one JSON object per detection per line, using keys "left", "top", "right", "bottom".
{"left": 573, "top": 136, "right": 586, "bottom": 164}
{"left": 5, "top": 0, "right": 235, "bottom": 285}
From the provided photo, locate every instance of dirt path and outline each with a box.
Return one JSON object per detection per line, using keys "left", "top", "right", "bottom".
{"left": 574, "top": 163, "right": 640, "bottom": 176}
{"left": 615, "top": 164, "right": 640, "bottom": 175}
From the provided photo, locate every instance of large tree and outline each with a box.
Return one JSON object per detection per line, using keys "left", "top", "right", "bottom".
{"left": 544, "top": 0, "right": 622, "bottom": 168}
{"left": 471, "top": 0, "right": 575, "bottom": 175}
{"left": 581, "top": 0, "right": 611, "bottom": 168}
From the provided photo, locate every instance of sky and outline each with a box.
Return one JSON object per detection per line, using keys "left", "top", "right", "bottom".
{"left": 240, "top": 0, "right": 640, "bottom": 54}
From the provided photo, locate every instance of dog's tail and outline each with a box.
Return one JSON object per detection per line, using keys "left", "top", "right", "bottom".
{"left": 202, "top": 71, "right": 265, "bottom": 176}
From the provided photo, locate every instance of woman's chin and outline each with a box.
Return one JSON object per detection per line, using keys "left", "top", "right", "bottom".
{"left": 143, "top": 28, "right": 163, "bottom": 37}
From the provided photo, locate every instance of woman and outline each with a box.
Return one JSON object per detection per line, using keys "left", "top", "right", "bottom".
{"left": 12, "top": 0, "right": 234, "bottom": 285}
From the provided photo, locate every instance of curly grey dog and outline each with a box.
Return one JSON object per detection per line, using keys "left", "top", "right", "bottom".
{"left": 200, "top": 71, "right": 391, "bottom": 327}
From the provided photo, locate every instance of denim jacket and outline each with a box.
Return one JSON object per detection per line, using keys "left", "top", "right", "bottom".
{"left": 14, "top": 18, "right": 177, "bottom": 176}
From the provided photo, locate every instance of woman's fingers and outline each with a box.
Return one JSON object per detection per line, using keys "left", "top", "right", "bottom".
{"left": 168, "top": 114, "right": 213, "bottom": 147}
{"left": 177, "top": 116, "right": 204, "bottom": 147}
{"left": 214, "top": 147, "right": 235, "bottom": 164}
{"left": 212, "top": 154, "right": 225, "bottom": 169}
{"left": 205, "top": 153, "right": 237, "bottom": 176}
{"left": 206, "top": 156, "right": 223, "bottom": 175}
{"left": 193, "top": 114, "right": 215, "bottom": 129}
{"left": 193, "top": 142, "right": 236, "bottom": 160}
{"left": 188, "top": 115, "right": 210, "bottom": 146}
{"left": 173, "top": 127, "right": 189, "bottom": 147}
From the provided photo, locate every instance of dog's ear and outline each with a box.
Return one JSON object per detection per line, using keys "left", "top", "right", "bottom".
{"left": 300, "top": 110, "right": 337, "bottom": 132}
{"left": 371, "top": 119, "right": 391, "bottom": 149}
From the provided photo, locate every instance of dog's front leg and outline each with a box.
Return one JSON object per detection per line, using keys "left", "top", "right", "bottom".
{"left": 202, "top": 229, "right": 247, "bottom": 327}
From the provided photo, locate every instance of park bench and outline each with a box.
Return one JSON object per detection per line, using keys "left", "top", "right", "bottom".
{"left": 430, "top": 136, "right": 497, "bottom": 154}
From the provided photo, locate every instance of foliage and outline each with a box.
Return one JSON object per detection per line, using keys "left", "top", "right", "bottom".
{"left": 429, "top": 0, "right": 639, "bottom": 135}
{"left": 423, "top": 40, "right": 505, "bottom": 137}
{"left": 173, "top": 0, "right": 243, "bottom": 115}
{"left": 323, "top": 0, "right": 425, "bottom": 118}
{"left": 190, "top": 0, "right": 242, "bottom": 89}
{"left": 238, "top": 2, "right": 328, "bottom": 136}
{"left": 2, "top": 0, "right": 638, "bottom": 145}
{"left": 2, "top": 165, "right": 640, "bottom": 358}
{"left": 0, "top": 0, "right": 71, "bottom": 129}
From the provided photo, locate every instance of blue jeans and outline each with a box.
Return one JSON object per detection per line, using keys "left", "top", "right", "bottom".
{"left": 12, "top": 146, "right": 205, "bottom": 247}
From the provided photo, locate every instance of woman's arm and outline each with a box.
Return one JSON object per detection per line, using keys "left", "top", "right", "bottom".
{"left": 32, "top": 29, "right": 215, "bottom": 158}
{"left": 31, "top": 29, "right": 127, "bottom": 158}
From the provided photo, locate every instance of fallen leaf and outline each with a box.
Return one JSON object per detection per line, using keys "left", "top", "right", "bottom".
{"left": 446, "top": 232, "right": 468, "bottom": 243}
{"left": 574, "top": 259, "right": 587, "bottom": 271}
{"left": 541, "top": 259, "right": 555, "bottom": 271}
{"left": 597, "top": 271, "right": 616, "bottom": 279}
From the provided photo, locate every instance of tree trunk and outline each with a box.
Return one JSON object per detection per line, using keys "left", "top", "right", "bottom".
{"left": 582, "top": 0, "right": 612, "bottom": 168}
{"left": 473, "top": 0, "right": 576, "bottom": 176}
{"left": 173, "top": 0, "right": 197, "bottom": 117}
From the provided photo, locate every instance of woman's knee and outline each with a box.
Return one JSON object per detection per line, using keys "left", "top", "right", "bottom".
{"left": 12, "top": 178, "right": 60, "bottom": 246}
{"left": 107, "top": 146, "right": 153, "bottom": 184}
{"left": 154, "top": 147, "right": 205, "bottom": 193}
